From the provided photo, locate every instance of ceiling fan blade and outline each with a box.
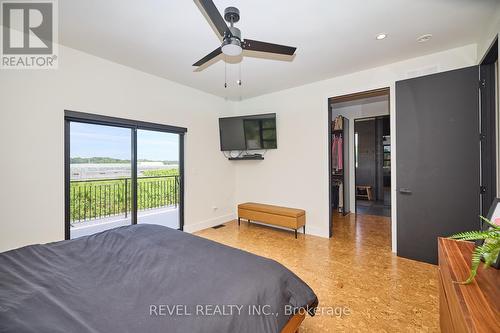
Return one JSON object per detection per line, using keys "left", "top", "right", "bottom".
{"left": 193, "top": 47, "right": 222, "bottom": 66}
{"left": 243, "top": 39, "right": 296, "bottom": 55}
{"left": 196, "top": 0, "right": 228, "bottom": 38}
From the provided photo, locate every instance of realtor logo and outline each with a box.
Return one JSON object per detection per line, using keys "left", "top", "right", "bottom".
{"left": 1, "top": 0, "right": 58, "bottom": 69}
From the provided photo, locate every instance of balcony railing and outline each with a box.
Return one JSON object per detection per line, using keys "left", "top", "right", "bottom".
{"left": 70, "top": 175, "right": 179, "bottom": 223}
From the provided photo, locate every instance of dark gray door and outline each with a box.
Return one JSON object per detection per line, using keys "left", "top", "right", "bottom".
{"left": 480, "top": 62, "right": 497, "bottom": 215}
{"left": 396, "top": 66, "right": 480, "bottom": 264}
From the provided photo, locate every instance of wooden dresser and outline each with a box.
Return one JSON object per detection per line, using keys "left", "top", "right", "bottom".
{"left": 438, "top": 238, "right": 499, "bottom": 332}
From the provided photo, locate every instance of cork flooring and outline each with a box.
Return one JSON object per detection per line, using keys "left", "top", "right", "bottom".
{"left": 195, "top": 213, "right": 439, "bottom": 332}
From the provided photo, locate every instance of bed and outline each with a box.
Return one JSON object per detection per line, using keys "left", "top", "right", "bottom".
{"left": 0, "top": 224, "right": 317, "bottom": 332}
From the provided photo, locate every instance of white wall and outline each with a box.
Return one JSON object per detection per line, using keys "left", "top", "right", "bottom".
{"left": 477, "top": 5, "right": 500, "bottom": 63}
{"left": 332, "top": 97, "right": 390, "bottom": 212}
{"left": 0, "top": 45, "right": 235, "bottom": 252}
{"left": 232, "top": 44, "right": 477, "bottom": 250}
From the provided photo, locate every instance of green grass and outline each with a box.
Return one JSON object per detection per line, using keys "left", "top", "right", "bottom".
{"left": 142, "top": 168, "right": 178, "bottom": 177}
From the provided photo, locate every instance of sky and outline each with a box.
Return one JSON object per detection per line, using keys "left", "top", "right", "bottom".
{"left": 70, "top": 122, "right": 179, "bottom": 161}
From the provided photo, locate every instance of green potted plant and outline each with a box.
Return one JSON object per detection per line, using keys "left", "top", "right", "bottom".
{"left": 448, "top": 216, "right": 500, "bottom": 284}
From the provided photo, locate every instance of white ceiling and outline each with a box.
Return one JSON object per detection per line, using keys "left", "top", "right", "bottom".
{"left": 60, "top": 0, "right": 500, "bottom": 100}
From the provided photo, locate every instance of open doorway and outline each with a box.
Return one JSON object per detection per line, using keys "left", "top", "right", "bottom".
{"left": 354, "top": 115, "right": 391, "bottom": 216}
{"left": 328, "top": 88, "right": 391, "bottom": 237}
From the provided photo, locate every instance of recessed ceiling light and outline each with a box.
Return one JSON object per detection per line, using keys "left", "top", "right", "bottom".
{"left": 417, "top": 34, "right": 433, "bottom": 43}
{"left": 376, "top": 33, "right": 387, "bottom": 40}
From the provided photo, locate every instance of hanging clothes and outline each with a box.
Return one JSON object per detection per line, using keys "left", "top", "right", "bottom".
{"left": 332, "top": 115, "right": 346, "bottom": 214}
{"left": 332, "top": 135, "right": 339, "bottom": 170}
{"left": 332, "top": 134, "right": 343, "bottom": 171}
{"left": 337, "top": 135, "right": 343, "bottom": 170}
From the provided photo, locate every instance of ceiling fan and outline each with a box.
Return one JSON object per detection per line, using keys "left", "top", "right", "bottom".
{"left": 193, "top": 0, "right": 297, "bottom": 67}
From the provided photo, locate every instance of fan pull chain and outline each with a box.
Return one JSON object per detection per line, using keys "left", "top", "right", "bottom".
{"left": 237, "top": 62, "right": 242, "bottom": 86}
{"left": 224, "top": 56, "right": 227, "bottom": 88}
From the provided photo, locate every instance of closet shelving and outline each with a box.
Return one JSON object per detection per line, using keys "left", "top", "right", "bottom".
{"left": 383, "top": 135, "right": 391, "bottom": 169}
{"left": 331, "top": 115, "right": 350, "bottom": 216}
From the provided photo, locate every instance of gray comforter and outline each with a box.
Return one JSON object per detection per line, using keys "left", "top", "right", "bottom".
{"left": 0, "top": 225, "right": 317, "bottom": 333}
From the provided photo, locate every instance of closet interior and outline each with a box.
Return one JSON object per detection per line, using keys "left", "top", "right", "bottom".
{"left": 331, "top": 115, "right": 350, "bottom": 215}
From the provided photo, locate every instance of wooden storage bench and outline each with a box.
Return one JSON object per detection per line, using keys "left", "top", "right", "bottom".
{"left": 356, "top": 185, "right": 373, "bottom": 201}
{"left": 238, "top": 202, "right": 306, "bottom": 238}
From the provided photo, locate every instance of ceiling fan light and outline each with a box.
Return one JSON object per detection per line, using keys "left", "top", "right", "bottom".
{"left": 222, "top": 38, "right": 242, "bottom": 56}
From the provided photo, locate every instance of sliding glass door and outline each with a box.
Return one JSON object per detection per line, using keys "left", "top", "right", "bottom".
{"left": 136, "top": 130, "right": 180, "bottom": 229}
{"left": 65, "top": 111, "right": 186, "bottom": 240}
{"left": 68, "top": 122, "right": 133, "bottom": 238}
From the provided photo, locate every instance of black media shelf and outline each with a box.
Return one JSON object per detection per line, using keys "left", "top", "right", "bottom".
{"left": 228, "top": 155, "right": 264, "bottom": 161}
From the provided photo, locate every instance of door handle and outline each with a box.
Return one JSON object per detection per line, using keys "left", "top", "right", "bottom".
{"left": 399, "top": 188, "right": 412, "bottom": 194}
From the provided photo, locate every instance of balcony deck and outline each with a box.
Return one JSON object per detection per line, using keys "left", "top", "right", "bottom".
{"left": 71, "top": 206, "right": 179, "bottom": 239}
{"left": 70, "top": 174, "right": 180, "bottom": 239}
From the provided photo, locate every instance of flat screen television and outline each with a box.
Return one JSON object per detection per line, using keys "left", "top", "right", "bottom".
{"left": 219, "top": 113, "right": 277, "bottom": 151}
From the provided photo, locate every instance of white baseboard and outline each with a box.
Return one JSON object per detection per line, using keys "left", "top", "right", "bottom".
{"left": 184, "top": 213, "right": 236, "bottom": 233}
{"left": 185, "top": 214, "right": 329, "bottom": 239}
{"left": 238, "top": 220, "right": 328, "bottom": 238}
